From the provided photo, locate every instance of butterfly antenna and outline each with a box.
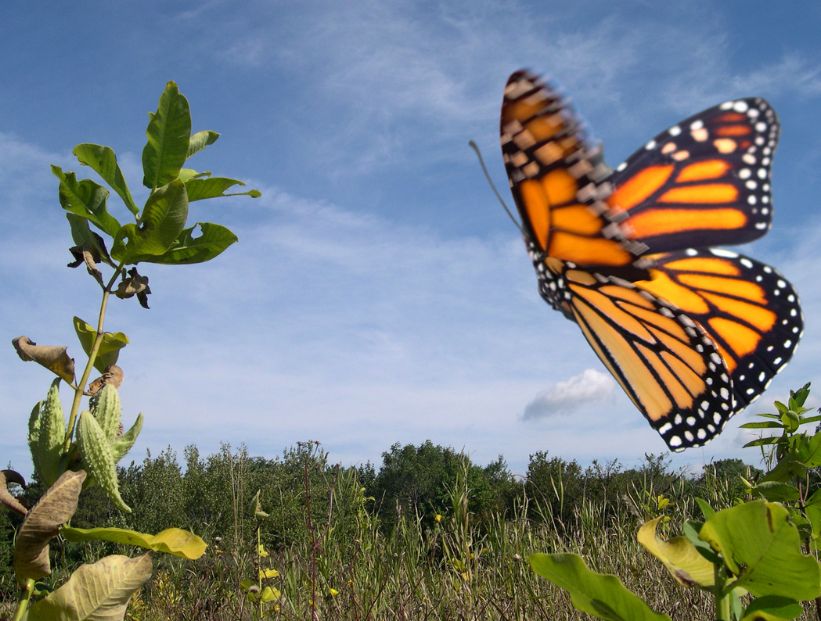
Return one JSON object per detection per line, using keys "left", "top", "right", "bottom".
{"left": 468, "top": 140, "right": 523, "bottom": 233}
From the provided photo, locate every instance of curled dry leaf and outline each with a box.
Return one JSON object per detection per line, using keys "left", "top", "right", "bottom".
{"left": 12, "top": 336, "right": 76, "bottom": 383}
{"left": 115, "top": 267, "right": 151, "bottom": 309}
{"left": 68, "top": 246, "right": 104, "bottom": 287}
{"left": 0, "top": 470, "right": 27, "bottom": 516}
{"left": 14, "top": 469, "right": 86, "bottom": 582}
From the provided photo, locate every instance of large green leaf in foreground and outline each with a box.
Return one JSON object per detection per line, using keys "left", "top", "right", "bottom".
{"left": 62, "top": 526, "right": 206, "bottom": 560}
{"left": 637, "top": 516, "right": 714, "bottom": 588}
{"left": 530, "top": 553, "right": 671, "bottom": 621}
{"left": 700, "top": 500, "right": 821, "bottom": 600}
{"left": 28, "top": 554, "right": 151, "bottom": 621}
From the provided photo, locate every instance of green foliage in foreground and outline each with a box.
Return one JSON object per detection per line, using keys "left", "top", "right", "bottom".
{"left": 531, "top": 384, "right": 821, "bottom": 621}
{"left": 1, "top": 436, "right": 805, "bottom": 620}
{"left": 1, "top": 80, "right": 257, "bottom": 621}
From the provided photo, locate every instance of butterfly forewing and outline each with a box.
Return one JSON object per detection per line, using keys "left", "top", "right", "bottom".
{"left": 500, "top": 71, "right": 641, "bottom": 269}
{"left": 608, "top": 98, "right": 779, "bottom": 252}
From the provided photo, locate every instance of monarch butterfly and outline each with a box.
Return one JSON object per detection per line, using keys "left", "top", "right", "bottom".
{"left": 500, "top": 70, "right": 802, "bottom": 451}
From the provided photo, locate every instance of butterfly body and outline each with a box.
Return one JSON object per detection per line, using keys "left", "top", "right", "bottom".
{"left": 500, "top": 70, "right": 802, "bottom": 451}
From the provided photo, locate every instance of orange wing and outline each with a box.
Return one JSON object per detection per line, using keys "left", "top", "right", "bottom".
{"left": 608, "top": 98, "right": 779, "bottom": 252}
{"left": 499, "top": 69, "right": 800, "bottom": 451}
{"left": 635, "top": 248, "right": 802, "bottom": 409}
{"left": 555, "top": 259, "right": 734, "bottom": 450}
{"left": 500, "top": 71, "right": 642, "bottom": 269}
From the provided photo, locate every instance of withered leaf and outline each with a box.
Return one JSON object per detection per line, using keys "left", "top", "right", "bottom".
{"left": 0, "top": 470, "right": 27, "bottom": 516}
{"left": 12, "top": 337, "right": 76, "bottom": 383}
{"left": 68, "top": 247, "right": 104, "bottom": 287}
{"left": 115, "top": 267, "right": 151, "bottom": 309}
{"left": 14, "top": 469, "right": 86, "bottom": 581}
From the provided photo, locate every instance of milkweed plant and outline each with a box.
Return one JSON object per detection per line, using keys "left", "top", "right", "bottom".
{"left": 531, "top": 383, "right": 821, "bottom": 621}
{"left": 1, "top": 81, "right": 259, "bottom": 621}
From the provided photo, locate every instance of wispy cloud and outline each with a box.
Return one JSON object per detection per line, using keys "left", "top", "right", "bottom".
{"left": 731, "top": 54, "right": 821, "bottom": 97}
{"left": 522, "top": 369, "right": 615, "bottom": 420}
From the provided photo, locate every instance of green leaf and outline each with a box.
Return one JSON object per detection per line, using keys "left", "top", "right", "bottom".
{"left": 112, "top": 180, "right": 188, "bottom": 262}
{"left": 73, "top": 317, "right": 128, "bottom": 373}
{"left": 177, "top": 168, "right": 207, "bottom": 182}
{"left": 66, "top": 214, "right": 114, "bottom": 267}
{"left": 695, "top": 498, "right": 715, "bottom": 520}
{"left": 799, "top": 414, "right": 821, "bottom": 425}
{"left": 795, "top": 433, "right": 821, "bottom": 467}
{"left": 744, "top": 437, "right": 780, "bottom": 448}
{"left": 187, "top": 130, "right": 219, "bottom": 157}
{"left": 682, "top": 520, "right": 719, "bottom": 563}
{"left": 637, "top": 517, "right": 714, "bottom": 588}
{"left": 805, "top": 489, "right": 821, "bottom": 545}
{"left": 762, "top": 457, "right": 808, "bottom": 483}
{"left": 185, "top": 176, "right": 260, "bottom": 201}
{"left": 133, "top": 222, "right": 237, "bottom": 265}
{"left": 142, "top": 81, "right": 191, "bottom": 189}
{"left": 790, "top": 383, "right": 811, "bottom": 408}
{"left": 750, "top": 481, "right": 800, "bottom": 502}
{"left": 28, "top": 554, "right": 152, "bottom": 621}
{"left": 699, "top": 500, "right": 821, "bottom": 601}
{"left": 741, "top": 595, "right": 803, "bottom": 620}
{"left": 73, "top": 144, "right": 139, "bottom": 216}
{"left": 740, "top": 421, "right": 784, "bottom": 429}
{"left": 14, "top": 470, "right": 86, "bottom": 581}
{"left": 61, "top": 526, "right": 206, "bottom": 560}
{"left": 51, "top": 166, "right": 121, "bottom": 237}
{"left": 529, "top": 553, "right": 671, "bottom": 621}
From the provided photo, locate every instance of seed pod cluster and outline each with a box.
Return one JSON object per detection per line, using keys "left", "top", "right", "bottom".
{"left": 77, "top": 385, "right": 142, "bottom": 512}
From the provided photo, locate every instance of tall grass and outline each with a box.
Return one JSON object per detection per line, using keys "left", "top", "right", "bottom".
{"left": 1, "top": 447, "right": 810, "bottom": 620}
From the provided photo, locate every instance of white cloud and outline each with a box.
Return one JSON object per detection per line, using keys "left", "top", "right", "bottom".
{"left": 522, "top": 369, "right": 615, "bottom": 420}
{"left": 731, "top": 54, "right": 821, "bottom": 98}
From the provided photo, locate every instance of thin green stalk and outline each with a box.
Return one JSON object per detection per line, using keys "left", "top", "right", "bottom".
{"left": 714, "top": 564, "right": 731, "bottom": 621}
{"left": 63, "top": 262, "right": 125, "bottom": 452}
{"left": 257, "top": 523, "right": 263, "bottom": 620}
{"left": 13, "top": 578, "right": 35, "bottom": 621}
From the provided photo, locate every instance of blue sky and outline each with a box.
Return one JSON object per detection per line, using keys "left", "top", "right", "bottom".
{"left": 1, "top": 1, "right": 821, "bottom": 477}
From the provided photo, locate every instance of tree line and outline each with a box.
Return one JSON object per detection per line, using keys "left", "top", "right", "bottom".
{"left": 0, "top": 439, "right": 759, "bottom": 600}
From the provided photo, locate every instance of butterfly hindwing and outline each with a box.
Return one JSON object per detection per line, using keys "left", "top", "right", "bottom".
{"left": 635, "top": 249, "right": 802, "bottom": 410}
{"left": 556, "top": 260, "right": 734, "bottom": 450}
{"left": 607, "top": 98, "right": 779, "bottom": 252}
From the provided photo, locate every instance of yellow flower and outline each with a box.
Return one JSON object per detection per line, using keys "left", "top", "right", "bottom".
{"left": 328, "top": 587, "right": 339, "bottom": 597}
{"left": 259, "top": 568, "right": 280, "bottom": 580}
{"left": 434, "top": 514, "right": 443, "bottom": 523}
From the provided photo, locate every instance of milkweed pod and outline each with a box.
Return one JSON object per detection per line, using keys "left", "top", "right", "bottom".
{"left": 90, "top": 384, "right": 121, "bottom": 440}
{"left": 77, "top": 410, "right": 131, "bottom": 513}
{"left": 34, "top": 379, "right": 66, "bottom": 487}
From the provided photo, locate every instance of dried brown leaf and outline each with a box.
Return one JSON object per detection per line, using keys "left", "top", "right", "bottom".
{"left": 0, "top": 470, "right": 27, "bottom": 516}
{"left": 12, "top": 336, "right": 76, "bottom": 383}
{"left": 14, "top": 469, "right": 86, "bottom": 581}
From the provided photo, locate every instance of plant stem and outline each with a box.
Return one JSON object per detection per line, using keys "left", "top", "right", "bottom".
{"left": 13, "top": 578, "right": 35, "bottom": 621}
{"left": 63, "top": 263, "right": 125, "bottom": 452}
{"left": 257, "top": 523, "right": 263, "bottom": 620}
